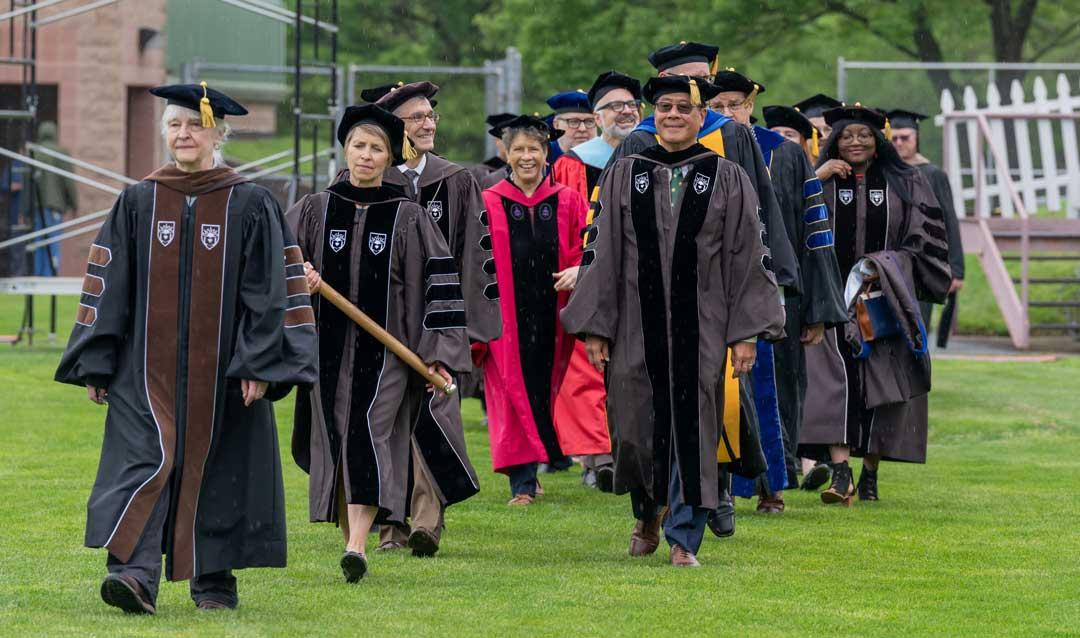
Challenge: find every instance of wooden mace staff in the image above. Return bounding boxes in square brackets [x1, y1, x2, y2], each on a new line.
[317, 281, 457, 396]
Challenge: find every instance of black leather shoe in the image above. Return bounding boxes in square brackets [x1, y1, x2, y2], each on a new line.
[821, 461, 855, 506]
[707, 507, 735, 538]
[857, 465, 879, 501]
[596, 466, 615, 493]
[340, 551, 368, 583]
[100, 574, 156, 615]
[407, 528, 440, 557]
[801, 463, 832, 491]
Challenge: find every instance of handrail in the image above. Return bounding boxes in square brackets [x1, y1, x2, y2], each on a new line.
[0, 147, 123, 195]
[25, 143, 137, 185]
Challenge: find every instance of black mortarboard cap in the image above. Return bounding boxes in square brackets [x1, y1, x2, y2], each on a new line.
[793, 93, 843, 118]
[647, 41, 719, 73]
[587, 71, 642, 108]
[150, 82, 248, 125]
[763, 105, 815, 140]
[885, 109, 928, 131]
[489, 114, 564, 142]
[642, 76, 721, 106]
[823, 103, 887, 129]
[711, 69, 763, 97]
[336, 104, 414, 166]
[485, 113, 517, 138]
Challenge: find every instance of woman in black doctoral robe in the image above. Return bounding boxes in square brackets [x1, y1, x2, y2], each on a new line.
[288, 104, 470, 583]
[802, 105, 951, 505]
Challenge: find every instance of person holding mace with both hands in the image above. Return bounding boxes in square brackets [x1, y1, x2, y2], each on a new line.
[288, 104, 471, 583]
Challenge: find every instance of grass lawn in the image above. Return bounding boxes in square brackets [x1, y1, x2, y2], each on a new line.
[0, 297, 1077, 637]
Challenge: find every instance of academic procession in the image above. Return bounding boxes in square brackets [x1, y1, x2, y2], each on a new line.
[2, 1, 1078, 634]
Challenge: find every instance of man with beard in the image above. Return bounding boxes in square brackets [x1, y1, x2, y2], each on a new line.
[886, 109, 965, 331]
[710, 69, 847, 512]
[340, 81, 500, 557]
[550, 71, 642, 490]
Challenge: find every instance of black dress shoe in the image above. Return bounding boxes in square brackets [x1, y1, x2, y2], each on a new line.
[596, 466, 615, 493]
[857, 465, 879, 501]
[801, 463, 832, 491]
[407, 528, 440, 557]
[707, 506, 735, 538]
[340, 551, 368, 583]
[100, 574, 156, 615]
[821, 461, 855, 506]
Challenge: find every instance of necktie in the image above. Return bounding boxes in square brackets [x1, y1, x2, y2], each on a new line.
[404, 169, 420, 200]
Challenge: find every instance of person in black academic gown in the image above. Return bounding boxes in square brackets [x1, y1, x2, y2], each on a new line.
[55, 83, 318, 614]
[290, 105, 471, 583]
[472, 112, 515, 189]
[887, 109, 965, 331]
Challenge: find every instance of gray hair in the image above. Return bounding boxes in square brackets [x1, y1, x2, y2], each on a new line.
[501, 126, 549, 151]
[160, 104, 232, 167]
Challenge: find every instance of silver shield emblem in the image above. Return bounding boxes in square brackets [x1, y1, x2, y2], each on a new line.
[869, 189, 885, 206]
[368, 232, 387, 256]
[634, 172, 650, 194]
[328, 229, 347, 253]
[200, 224, 221, 250]
[428, 200, 443, 223]
[839, 188, 854, 206]
[156, 221, 175, 247]
[693, 173, 711, 195]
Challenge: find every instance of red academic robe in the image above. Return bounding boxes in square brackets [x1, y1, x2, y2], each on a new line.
[476, 177, 588, 472]
[551, 154, 613, 458]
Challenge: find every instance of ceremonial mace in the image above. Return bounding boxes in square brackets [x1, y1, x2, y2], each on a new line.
[317, 281, 457, 396]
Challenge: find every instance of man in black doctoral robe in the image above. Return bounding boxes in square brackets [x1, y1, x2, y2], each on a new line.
[563, 76, 785, 567]
[345, 80, 500, 556]
[55, 84, 317, 614]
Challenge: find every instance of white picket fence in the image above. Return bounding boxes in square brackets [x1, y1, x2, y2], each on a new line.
[937, 73, 1080, 218]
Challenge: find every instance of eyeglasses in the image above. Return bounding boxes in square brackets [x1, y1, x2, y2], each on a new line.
[891, 133, 913, 142]
[401, 112, 440, 125]
[555, 117, 596, 129]
[596, 99, 641, 113]
[654, 101, 698, 115]
[712, 99, 748, 112]
[839, 131, 876, 143]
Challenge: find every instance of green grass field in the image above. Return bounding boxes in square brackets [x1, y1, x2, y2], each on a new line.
[0, 297, 1077, 637]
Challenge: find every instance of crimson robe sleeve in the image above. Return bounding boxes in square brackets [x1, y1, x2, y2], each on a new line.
[225, 190, 318, 396]
[54, 185, 137, 389]
[458, 172, 502, 344]
[560, 159, 625, 341]
[718, 162, 786, 344]
[404, 205, 472, 374]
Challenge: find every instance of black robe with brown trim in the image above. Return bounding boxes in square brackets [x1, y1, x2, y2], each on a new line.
[288, 182, 473, 524]
[55, 167, 317, 582]
[561, 144, 786, 510]
[800, 163, 950, 463]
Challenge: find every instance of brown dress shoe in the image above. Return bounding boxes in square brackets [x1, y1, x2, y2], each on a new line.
[507, 494, 534, 506]
[628, 513, 663, 557]
[756, 494, 785, 514]
[670, 545, 701, 567]
[100, 574, 156, 615]
[407, 527, 439, 557]
[196, 599, 232, 611]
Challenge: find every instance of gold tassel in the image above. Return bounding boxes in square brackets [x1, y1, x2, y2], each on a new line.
[199, 81, 216, 129]
[402, 134, 418, 161]
[709, 56, 719, 76]
[689, 78, 702, 107]
[812, 127, 820, 160]
[884, 118, 892, 139]
[749, 83, 760, 102]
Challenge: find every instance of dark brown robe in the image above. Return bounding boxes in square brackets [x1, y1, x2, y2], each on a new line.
[800, 163, 950, 463]
[287, 182, 473, 524]
[55, 166, 317, 581]
[561, 143, 786, 510]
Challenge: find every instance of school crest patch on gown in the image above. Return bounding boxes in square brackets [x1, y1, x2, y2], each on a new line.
[328, 229, 347, 253]
[693, 173, 711, 194]
[200, 224, 221, 250]
[428, 201, 443, 223]
[869, 189, 885, 206]
[538, 203, 553, 221]
[634, 172, 650, 194]
[368, 232, 387, 256]
[157, 221, 175, 247]
[839, 188, 854, 206]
